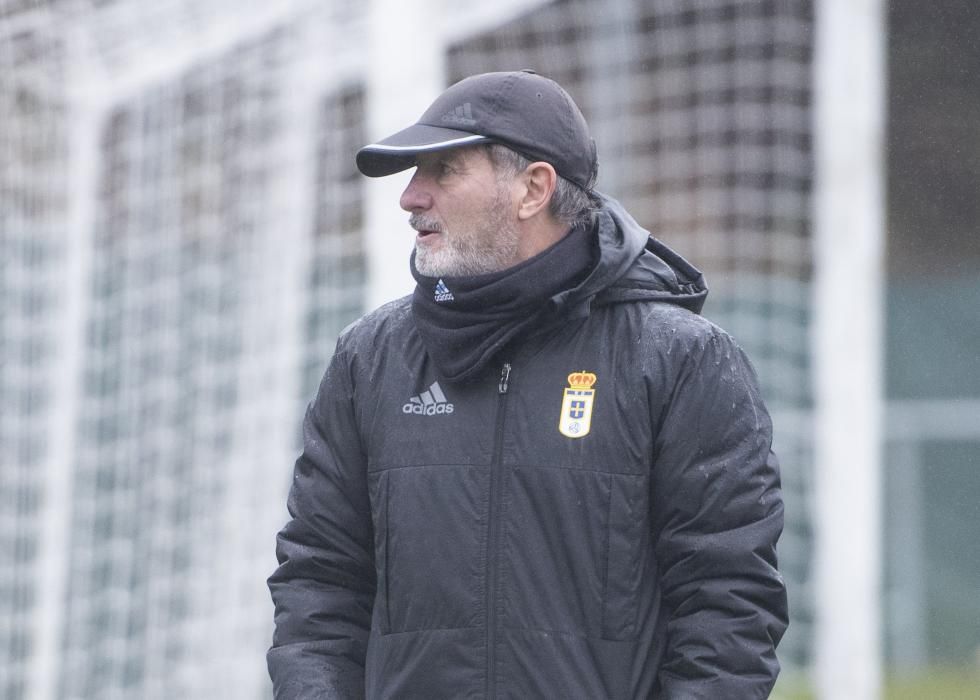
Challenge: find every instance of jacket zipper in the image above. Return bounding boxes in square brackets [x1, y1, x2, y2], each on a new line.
[486, 362, 511, 698]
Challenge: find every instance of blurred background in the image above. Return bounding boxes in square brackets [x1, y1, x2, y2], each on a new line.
[1, 0, 977, 698]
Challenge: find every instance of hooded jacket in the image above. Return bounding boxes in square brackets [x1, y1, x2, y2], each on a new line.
[268, 194, 788, 699]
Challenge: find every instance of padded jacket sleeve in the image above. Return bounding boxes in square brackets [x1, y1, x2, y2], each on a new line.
[267, 346, 375, 700]
[650, 326, 789, 700]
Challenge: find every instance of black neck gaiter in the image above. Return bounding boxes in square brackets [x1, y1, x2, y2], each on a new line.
[411, 224, 595, 383]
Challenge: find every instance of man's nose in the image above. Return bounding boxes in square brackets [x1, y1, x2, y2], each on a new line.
[399, 170, 432, 212]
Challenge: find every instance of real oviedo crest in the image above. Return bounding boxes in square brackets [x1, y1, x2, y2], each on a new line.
[558, 371, 597, 439]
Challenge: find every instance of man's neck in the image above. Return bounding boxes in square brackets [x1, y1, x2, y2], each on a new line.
[515, 218, 572, 264]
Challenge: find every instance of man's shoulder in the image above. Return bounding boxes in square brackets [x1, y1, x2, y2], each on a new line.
[609, 298, 721, 341]
[613, 300, 744, 363]
[336, 295, 415, 351]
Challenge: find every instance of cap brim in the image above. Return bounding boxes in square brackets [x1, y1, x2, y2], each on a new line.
[356, 123, 491, 177]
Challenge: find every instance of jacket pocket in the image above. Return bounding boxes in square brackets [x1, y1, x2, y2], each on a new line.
[503, 466, 609, 637]
[601, 473, 647, 641]
[371, 464, 486, 634]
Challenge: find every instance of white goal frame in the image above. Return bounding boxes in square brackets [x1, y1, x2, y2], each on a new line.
[812, 0, 886, 698]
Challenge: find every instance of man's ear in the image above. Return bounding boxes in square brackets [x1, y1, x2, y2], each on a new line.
[517, 162, 557, 221]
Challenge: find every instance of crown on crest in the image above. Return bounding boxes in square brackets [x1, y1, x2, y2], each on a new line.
[567, 372, 597, 389]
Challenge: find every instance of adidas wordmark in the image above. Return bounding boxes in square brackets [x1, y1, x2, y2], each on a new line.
[403, 381, 455, 415]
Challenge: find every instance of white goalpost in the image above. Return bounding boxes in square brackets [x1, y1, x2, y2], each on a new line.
[362, 0, 442, 309]
[812, 0, 886, 698]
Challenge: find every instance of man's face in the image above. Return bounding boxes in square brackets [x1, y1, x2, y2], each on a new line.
[400, 146, 521, 277]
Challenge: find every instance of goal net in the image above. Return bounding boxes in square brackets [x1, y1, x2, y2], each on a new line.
[1, 1, 366, 698]
[447, 0, 815, 673]
[2, 1, 823, 698]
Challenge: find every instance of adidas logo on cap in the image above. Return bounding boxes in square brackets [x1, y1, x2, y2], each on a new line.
[441, 102, 477, 126]
[403, 381, 455, 416]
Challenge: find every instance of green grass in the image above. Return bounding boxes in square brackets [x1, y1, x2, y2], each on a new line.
[885, 668, 980, 700]
[771, 667, 980, 700]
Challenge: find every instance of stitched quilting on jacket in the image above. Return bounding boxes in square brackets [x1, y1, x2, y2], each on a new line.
[268, 194, 789, 699]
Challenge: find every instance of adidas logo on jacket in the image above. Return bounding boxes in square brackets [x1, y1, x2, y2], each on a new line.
[402, 381, 455, 415]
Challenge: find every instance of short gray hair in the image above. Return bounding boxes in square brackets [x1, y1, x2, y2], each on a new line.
[484, 144, 595, 228]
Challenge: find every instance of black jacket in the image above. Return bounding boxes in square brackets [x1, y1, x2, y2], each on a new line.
[268, 194, 788, 699]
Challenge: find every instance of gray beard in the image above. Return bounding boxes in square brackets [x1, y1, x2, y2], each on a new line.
[412, 196, 521, 277]
[414, 229, 520, 276]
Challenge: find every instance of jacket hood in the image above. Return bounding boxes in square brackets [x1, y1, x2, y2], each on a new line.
[551, 192, 708, 317]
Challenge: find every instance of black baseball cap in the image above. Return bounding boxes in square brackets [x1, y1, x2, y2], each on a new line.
[356, 70, 598, 190]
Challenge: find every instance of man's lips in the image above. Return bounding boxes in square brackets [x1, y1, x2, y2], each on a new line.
[410, 215, 442, 240]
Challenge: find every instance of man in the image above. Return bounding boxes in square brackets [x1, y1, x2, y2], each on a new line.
[268, 70, 788, 699]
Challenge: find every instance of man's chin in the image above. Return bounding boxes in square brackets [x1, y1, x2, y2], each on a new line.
[414, 248, 452, 278]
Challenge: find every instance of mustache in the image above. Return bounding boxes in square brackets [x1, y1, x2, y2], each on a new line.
[409, 214, 442, 232]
